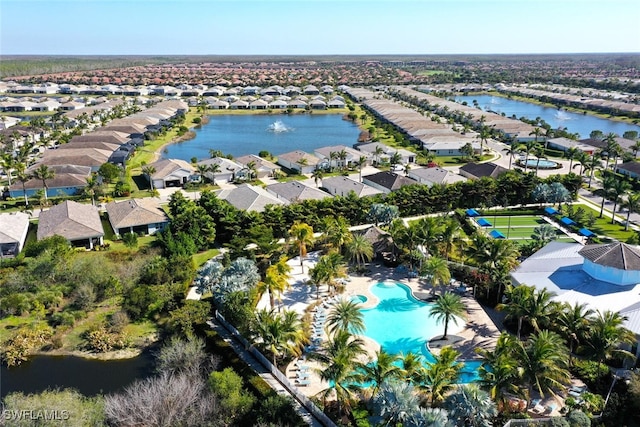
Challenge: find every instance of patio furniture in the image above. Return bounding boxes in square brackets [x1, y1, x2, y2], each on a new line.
[296, 379, 310, 386]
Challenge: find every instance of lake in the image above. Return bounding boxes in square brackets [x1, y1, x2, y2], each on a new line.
[0, 353, 154, 399]
[162, 113, 361, 161]
[454, 94, 640, 138]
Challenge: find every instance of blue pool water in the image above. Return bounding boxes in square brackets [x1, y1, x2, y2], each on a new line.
[520, 159, 559, 169]
[351, 294, 368, 304]
[361, 282, 481, 382]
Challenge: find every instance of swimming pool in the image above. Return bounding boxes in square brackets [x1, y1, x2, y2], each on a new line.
[517, 158, 560, 169]
[360, 282, 481, 383]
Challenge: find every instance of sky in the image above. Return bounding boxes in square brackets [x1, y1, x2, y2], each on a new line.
[1, 0, 639, 56]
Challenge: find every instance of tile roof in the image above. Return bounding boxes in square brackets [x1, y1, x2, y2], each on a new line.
[266, 181, 331, 203]
[579, 242, 640, 271]
[0, 212, 30, 244]
[105, 198, 168, 230]
[459, 162, 508, 179]
[217, 184, 285, 212]
[363, 171, 416, 191]
[37, 200, 104, 241]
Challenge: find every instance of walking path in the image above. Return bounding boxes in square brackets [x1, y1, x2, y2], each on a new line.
[207, 318, 325, 427]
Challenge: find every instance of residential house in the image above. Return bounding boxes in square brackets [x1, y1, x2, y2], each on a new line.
[362, 171, 417, 194]
[235, 154, 281, 178]
[408, 166, 467, 187]
[616, 162, 640, 179]
[9, 164, 92, 198]
[276, 151, 321, 174]
[105, 198, 169, 236]
[547, 137, 596, 155]
[197, 157, 243, 183]
[217, 184, 285, 212]
[266, 181, 332, 203]
[145, 158, 195, 189]
[322, 176, 382, 197]
[459, 162, 508, 180]
[0, 212, 30, 257]
[314, 145, 365, 170]
[37, 200, 104, 249]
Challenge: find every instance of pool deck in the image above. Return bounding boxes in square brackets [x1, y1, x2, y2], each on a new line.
[278, 255, 503, 398]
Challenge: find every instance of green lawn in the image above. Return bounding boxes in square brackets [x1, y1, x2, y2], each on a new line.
[193, 248, 220, 267]
[477, 215, 544, 227]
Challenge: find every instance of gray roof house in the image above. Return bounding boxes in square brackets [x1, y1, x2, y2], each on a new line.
[105, 198, 169, 236]
[408, 167, 467, 187]
[0, 212, 30, 257]
[362, 171, 417, 194]
[276, 151, 321, 174]
[314, 145, 366, 169]
[9, 164, 92, 198]
[197, 157, 243, 183]
[322, 176, 383, 198]
[146, 158, 195, 189]
[616, 162, 640, 180]
[459, 162, 508, 180]
[37, 200, 104, 249]
[217, 184, 285, 212]
[235, 154, 281, 178]
[266, 181, 332, 203]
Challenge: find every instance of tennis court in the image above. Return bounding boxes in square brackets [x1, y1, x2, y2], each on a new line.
[475, 215, 575, 242]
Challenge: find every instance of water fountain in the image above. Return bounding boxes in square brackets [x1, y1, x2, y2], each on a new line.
[554, 110, 572, 121]
[267, 120, 292, 133]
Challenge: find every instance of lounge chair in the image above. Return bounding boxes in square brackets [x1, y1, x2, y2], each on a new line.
[531, 404, 545, 415]
[295, 379, 310, 386]
[545, 404, 557, 414]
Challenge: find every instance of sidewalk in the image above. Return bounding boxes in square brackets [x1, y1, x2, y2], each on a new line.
[206, 319, 325, 427]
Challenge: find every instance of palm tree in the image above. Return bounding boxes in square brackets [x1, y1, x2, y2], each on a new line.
[326, 299, 366, 336]
[429, 292, 466, 340]
[31, 164, 55, 200]
[322, 216, 351, 253]
[314, 252, 347, 295]
[257, 258, 292, 310]
[581, 310, 636, 366]
[288, 221, 314, 273]
[252, 309, 307, 367]
[503, 144, 520, 170]
[399, 352, 426, 385]
[311, 168, 324, 187]
[359, 349, 403, 396]
[520, 140, 541, 173]
[564, 147, 580, 171]
[572, 150, 590, 176]
[583, 153, 603, 188]
[389, 152, 402, 169]
[416, 216, 444, 256]
[609, 179, 632, 224]
[602, 132, 621, 170]
[344, 234, 373, 268]
[598, 175, 617, 218]
[370, 381, 422, 427]
[424, 346, 462, 405]
[141, 165, 156, 191]
[498, 285, 558, 340]
[84, 173, 102, 206]
[533, 146, 547, 176]
[556, 302, 594, 363]
[14, 162, 30, 207]
[439, 218, 463, 261]
[531, 224, 558, 245]
[622, 192, 640, 230]
[421, 256, 451, 295]
[443, 384, 498, 427]
[355, 155, 367, 182]
[476, 333, 523, 405]
[478, 126, 492, 154]
[373, 145, 384, 166]
[312, 330, 367, 418]
[0, 153, 14, 186]
[516, 330, 571, 406]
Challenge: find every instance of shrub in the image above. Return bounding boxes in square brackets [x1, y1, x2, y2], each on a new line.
[122, 232, 138, 248]
[567, 410, 591, 427]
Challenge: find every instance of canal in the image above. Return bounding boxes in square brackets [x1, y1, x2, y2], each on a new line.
[454, 94, 640, 138]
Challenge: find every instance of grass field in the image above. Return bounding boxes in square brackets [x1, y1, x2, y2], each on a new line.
[476, 215, 577, 242]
